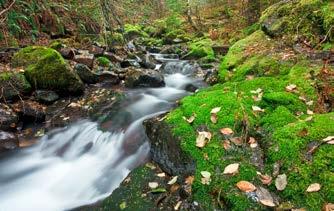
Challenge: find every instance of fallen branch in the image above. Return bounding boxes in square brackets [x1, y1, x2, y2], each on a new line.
[0, 0, 16, 18]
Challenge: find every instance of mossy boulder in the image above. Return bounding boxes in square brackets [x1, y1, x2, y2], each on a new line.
[0, 72, 31, 100]
[11, 46, 84, 95]
[184, 38, 215, 61]
[260, 0, 334, 44]
[124, 24, 148, 40]
[266, 112, 334, 210]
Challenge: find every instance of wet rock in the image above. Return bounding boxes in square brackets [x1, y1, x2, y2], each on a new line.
[96, 71, 120, 85]
[103, 52, 123, 63]
[138, 53, 157, 69]
[0, 131, 19, 152]
[35, 90, 59, 104]
[146, 46, 161, 53]
[90, 45, 104, 57]
[120, 59, 140, 68]
[74, 54, 95, 69]
[144, 114, 196, 176]
[0, 72, 32, 101]
[59, 48, 75, 60]
[74, 63, 99, 84]
[185, 84, 198, 92]
[0, 105, 18, 130]
[204, 69, 219, 85]
[125, 68, 165, 88]
[12, 100, 46, 122]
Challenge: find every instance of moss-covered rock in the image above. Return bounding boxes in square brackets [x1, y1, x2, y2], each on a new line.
[124, 24, 149, 40]
[184, 38, 215, 61]
[0, 72, 31, 100]
[260, 0, 334, 44]
[267, 112, 334, 210]
[11, 46, 84, 95]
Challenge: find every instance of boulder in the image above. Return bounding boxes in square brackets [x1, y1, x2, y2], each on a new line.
[12, 100, 46, 122]
[35, 90, 59, 104]
[59, 48, 75, 60]
[103, 52, 123, 63]
[0, 72, 31, 101]
[0, 105, 18, 130]
[125, 68, 165, 88]
[74, 63, 99, 84]
[11, 46, 84, 95]
[143, 114, 196, 176]
[90, 45, 104, 57]
[74, 54, 95, 69]
[0, 131, 19, 152]
[120, 59, 140, 68]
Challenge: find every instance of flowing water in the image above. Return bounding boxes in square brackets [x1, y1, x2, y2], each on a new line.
[0, 54, 205, 211]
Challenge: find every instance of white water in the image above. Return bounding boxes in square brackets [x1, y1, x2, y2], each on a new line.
[0, 58, 204, 211]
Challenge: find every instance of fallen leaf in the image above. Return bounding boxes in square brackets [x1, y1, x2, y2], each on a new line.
[148, 182, 159, 189]
[168, 176, 178, 185]
[306, 100, 314, 106]
[275, 174, 287, 191]
[222, 140, 231, 150]
[174, 201, 182, 210]
[250, 88, 263, 94]
[305, 116, 313, 122]
[306, 183, 321, 192]
[201, 171, 211, 185]
[210, 114, 218, 124]
[323, 203, 334, 211]
[286, 84, 297, 92]
[220, 128, 234, 136]
[230, 137, 243, 146]
[259, 174, 272, 185]
[196, 131, 212, 148]
[307, 109, 314, 115]
[260, 199, 276, 207]
[183, 115, 195, 124]
[157, 173, 166, 178]
[323, 136, 334, 142]
[236, 181, 257, 192]
[223, 163, 240, 175]
[210, 107, 221, 114]
[185, 176, 195, 185]
[256, 186, 276, 207]
[252, 106, 265, 112]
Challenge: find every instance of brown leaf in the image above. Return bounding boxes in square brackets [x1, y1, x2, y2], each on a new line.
[323, 203, 334, 211]
[236, 181, 257, 192]
[210, 114, 218, 124]
[275, 174, 287, 191]
[168, 176, 178, 185]
[261, 175, 272, 185]
[200, 171, 211, 185]
[220, 128, 234, 136]
[196, 131, 212, 148]
[323, 136, 334, 143]
[170, 184, 180, 193]
[230, 137, 243, 146]
[222, 140, 232, 150]
[223, 163, 239, 175]
[210, 107, 221, 114]
[185, 176, 195, 185]
[183, 115, 195, 124]
[174, 201, 182, 210]
[260, 199, 276, 207]
[306, 183, 321, 192]
[286, 84, 297, 92]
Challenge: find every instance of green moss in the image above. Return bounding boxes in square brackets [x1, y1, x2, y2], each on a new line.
[124, 24, 149, 39]
[96, 56, 111, 67]
[12, 46, 84, 94]
[0, 72, 31, 100]
[322, 2, 334, 41]
[49, 41, 63, 50]
[261, 106, 297, 131]
[185, 38, 215, 60]
[267, 112, 334, 210]
[261, 92, 306, 113]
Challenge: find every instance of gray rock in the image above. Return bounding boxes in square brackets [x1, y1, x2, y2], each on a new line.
[0, 131, 19, 152]
[143, 114, 196, 176]
[125, 68, 165, 88]
[35, 90, 59, 104]
[74, 64, 99, 84]
[0, 105, 18, 130]
[74, 54, 95, 69]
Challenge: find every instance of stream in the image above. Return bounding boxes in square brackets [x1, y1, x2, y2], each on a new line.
[0, 53, 205, 211]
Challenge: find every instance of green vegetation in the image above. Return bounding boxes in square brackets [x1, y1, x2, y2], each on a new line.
[12, 46, 84, 94]
[0, 72, 31, 100]
[96, 56, 111, 67]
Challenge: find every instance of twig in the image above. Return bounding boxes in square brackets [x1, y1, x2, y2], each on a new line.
[315, 25, 334, 49]
[0, 0, 16, 18]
